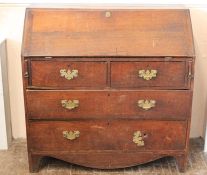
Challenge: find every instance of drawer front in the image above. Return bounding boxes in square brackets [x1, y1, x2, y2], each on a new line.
[111, 61, 189, 89]
[27, 90, 191, 120]
[30, 61, 107, 88]
[109, 91, 191, 120]
[27, 91, 109, 119]
[29, 120, 187, 151]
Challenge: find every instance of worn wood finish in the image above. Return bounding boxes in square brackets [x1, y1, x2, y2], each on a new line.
[29, 120, 187, 151]
[30, 61, 107, 88]
[110, 91, 192, 120]
[22, 9, 194, 57]
[26, 90, 191, 120]
[27, 91, 109, 119]
[30, 152, 187, 170]
[111, 61, 189, 89]
[22, 8, 195, 173]
[29, 60, 191, 89]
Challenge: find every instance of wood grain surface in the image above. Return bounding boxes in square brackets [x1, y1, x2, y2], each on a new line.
[111, 61, 190, 89]
[26, 90, 191, 120]
[21, 8, 195, 173]
[22, 9, 194, 57]
[30, 61, 107, 88]
[28, 120, 187, 151]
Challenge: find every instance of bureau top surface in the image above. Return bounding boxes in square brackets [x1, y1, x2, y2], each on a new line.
[22, 8, 195, 57]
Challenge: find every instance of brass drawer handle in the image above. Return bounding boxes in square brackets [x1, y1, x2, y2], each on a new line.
[61, 100, 79, 110]
[63, 131, 80, 140]
[138, 100, 156, 110]
[138, 69, 157, 80]
[133, 131, 145, 146]
[60, 69, 78, 80]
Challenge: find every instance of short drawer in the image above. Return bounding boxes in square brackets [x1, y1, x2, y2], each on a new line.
[29, 120, 187, 151]
[109, 91, 192, 120]
[111, 61, 190, 89]
[30, 61, 107, 88]
[27, 90, 191, 120]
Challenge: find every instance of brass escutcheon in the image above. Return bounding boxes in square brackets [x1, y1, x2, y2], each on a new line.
[138, 100, 156, 110]
[138, 69, 157, 80]
[61, 100, 79, 110]
[63, 131, 80, 140]
[133, 131, 145, 146]
[60, 69, 78, 80]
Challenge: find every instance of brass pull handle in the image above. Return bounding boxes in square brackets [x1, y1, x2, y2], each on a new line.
[61, 100, 79, 110]
[138, 100, 156, 110]
[133, 131, 145, 146]
[138, 69, 157, 80]
[63, 131, 80, 140]
[60, 69, 78, 80]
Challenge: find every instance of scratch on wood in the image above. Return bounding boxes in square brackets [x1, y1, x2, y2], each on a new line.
[152, 39, 156, 48]
[91, 125, 105, 129]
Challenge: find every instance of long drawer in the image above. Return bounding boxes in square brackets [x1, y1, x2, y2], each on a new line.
[30, 61, 107, 88]
[111, 61, 190, 89]
[28, 120, 187, 151]
[27, 90, 191, 120]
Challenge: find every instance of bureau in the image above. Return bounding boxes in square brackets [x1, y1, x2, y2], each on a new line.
[21, 8, 195, 173]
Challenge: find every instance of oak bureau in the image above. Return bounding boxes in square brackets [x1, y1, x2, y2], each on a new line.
[21, 8, 195, 173]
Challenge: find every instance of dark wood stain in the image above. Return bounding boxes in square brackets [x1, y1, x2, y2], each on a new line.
[111, 61, 190, 89]
[21, 8, 195, 173]
[30, 61, 107, 88]
[26, 90, 192, 120]
[29, 120, 187, 151]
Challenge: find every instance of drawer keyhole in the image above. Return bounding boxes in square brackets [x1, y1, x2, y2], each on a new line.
[143, 133, 148, 138]
[105, 11, 111, 18]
